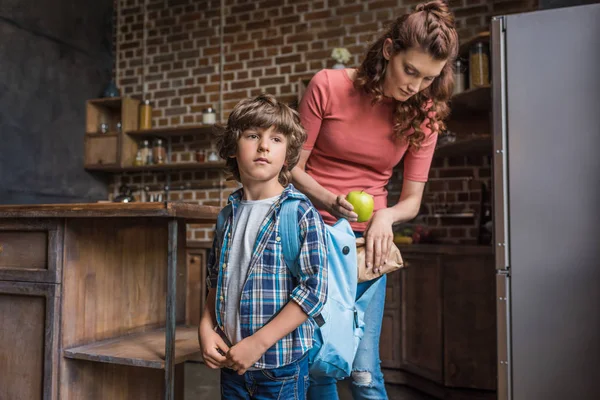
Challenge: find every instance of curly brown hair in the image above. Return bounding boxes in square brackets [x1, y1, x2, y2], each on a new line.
[215, 94, 307, 186]
[355, 0, 459, 148]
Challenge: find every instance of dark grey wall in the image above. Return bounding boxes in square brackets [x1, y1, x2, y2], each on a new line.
[0, 0, 113, 204]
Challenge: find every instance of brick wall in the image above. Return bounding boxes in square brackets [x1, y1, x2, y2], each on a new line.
[113, 0, 537, 242]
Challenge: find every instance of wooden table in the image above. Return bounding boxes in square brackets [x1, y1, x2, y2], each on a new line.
[0, 202, 219, 400]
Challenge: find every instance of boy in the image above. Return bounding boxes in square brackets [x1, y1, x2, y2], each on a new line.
[198, 94, 328, 399]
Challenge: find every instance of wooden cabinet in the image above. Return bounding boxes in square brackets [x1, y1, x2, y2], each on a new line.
[0, 203, 219, 400]
[84, 134, 119, 166]
[0, 281, 60, 400]
[380, 246, 496, 399]
[381, 266, 403, 369]
[399, 253, 444, 383]
[0, 220, 63, 283]
[443, 254, 496, 390]
[84, 97, 139, 169]
[0, 220, 63, 399]
[186, 249, 207, 326]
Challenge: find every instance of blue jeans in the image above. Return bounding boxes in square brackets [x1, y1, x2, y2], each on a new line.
[221, 352, 309, 399]
[308, 230, 388, 400]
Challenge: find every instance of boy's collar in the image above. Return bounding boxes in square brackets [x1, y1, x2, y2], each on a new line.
[227, 184, 307, 205]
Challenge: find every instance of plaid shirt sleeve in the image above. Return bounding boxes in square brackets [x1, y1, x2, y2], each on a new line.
[289, 203, 328, 318]
[206, 231, 220, 289]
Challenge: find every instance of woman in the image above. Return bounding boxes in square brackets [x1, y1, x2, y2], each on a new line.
[291, 1, 459, 398]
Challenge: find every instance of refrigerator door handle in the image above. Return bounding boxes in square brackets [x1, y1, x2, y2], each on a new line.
[492, 16, 510, 272]
[492, 16, 512, 400]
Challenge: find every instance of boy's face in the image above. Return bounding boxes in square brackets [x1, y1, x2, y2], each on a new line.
[234, 125, 287, 186]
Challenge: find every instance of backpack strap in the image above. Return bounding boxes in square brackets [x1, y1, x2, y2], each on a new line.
[279, 199, 302, 277]
[216, 203, 233, 240]
[280, 198, 325, 327]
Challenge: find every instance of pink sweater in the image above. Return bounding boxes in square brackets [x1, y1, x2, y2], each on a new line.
[298, 69, 438, 231]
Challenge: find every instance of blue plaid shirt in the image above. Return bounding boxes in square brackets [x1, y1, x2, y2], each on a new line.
[207, 184, 328, 369]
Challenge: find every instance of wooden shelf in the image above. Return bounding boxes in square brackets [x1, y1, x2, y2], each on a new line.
[64, 326, 201, 369]
[459, 31, 490, 57]
[435, 135, 492, 157]
[127, 124, 218, 138]
[85, 161, 226, 173]
[87, 97, 124, 110]
[449, 85, 491, 117]
[85, 132, 119, 138]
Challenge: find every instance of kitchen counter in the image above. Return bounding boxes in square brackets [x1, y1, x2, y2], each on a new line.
[0, 201, 220, 222]
[397, 244, 494, 256]
[0, 202, 219, 399]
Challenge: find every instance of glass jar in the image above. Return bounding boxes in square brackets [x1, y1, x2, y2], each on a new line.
[207, 149, 219, 162]
[133, 151, 144, 166]
[152, 138, 167, 164]
[139, 140, 151, 165]
[453, 59, 466, 95]
[99, 122, 109, 134]
[469, 42, 490, 88]
[195, 149, 205, 163]
[202, 107, 216, 124]
[139, 100, 153, 130]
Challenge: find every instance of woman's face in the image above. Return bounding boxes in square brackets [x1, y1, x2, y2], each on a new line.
[382, 40, 447, 102]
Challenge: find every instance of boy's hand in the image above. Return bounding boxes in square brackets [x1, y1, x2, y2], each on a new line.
[198, 325, 230, 369]
[226, 336, 268, 375]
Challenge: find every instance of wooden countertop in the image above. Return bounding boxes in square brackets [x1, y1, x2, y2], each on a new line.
[0, 202, 220, 222]
[397, 244, 493, 255]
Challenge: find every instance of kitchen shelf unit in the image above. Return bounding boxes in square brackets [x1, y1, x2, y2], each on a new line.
[84, 97, 140, 169]
[84, 97, 225, 174]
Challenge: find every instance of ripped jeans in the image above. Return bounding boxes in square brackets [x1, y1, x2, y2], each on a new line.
[307, 274, 388, 400]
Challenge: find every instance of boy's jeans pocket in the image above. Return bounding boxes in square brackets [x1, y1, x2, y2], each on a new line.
[221, 353, 309, 399]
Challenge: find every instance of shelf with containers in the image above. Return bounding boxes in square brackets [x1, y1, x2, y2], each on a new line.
[440, 31, 492, 155]
[84, 97, 224, 174]
[84, 97, 140, 168]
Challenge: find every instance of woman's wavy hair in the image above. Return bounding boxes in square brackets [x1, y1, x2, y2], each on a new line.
[355, 0, 459, 148]
[215, 94, 306, 186]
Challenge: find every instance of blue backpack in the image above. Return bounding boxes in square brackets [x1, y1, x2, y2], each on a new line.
[216, 198, 378, 379]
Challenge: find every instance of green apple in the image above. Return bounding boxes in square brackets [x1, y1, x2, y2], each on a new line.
[346, 190, 374, 222]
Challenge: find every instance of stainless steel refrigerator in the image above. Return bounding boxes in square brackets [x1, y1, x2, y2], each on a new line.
[492, 4, 600, 399]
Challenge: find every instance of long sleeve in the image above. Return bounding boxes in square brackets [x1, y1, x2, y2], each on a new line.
[289, 203, 328, 318]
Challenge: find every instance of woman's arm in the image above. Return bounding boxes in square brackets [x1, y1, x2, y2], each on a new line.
[365, 179, 425, 273]
[291, 149, 358, 222]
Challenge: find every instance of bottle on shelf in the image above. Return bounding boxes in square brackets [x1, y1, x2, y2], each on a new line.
[469, 41, 490, 88]
[139, 100, 153, 130]
[453, 59, 466, 95]
[152, 138, 167, 164]
[195, 149, 205, 163]
[136, 140, 151, 165]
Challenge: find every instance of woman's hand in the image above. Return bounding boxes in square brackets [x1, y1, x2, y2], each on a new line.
[364, 208, 395, 274]
[327, 193, 358, 222]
